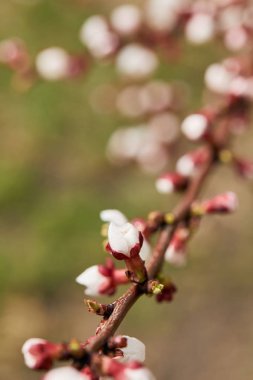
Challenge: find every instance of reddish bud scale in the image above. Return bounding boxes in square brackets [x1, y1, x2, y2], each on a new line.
[233, 157, 253, 179]
[156, 282, 177, 303]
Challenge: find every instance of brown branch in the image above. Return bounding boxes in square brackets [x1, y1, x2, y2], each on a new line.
[86, 117, 231, 356]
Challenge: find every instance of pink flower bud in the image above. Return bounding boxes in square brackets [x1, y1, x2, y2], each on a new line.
[181, 113, 209, 141]
[114, 336, 145, 363]
[76, 264, 114, 296]
[156, 172, 188, 194]
[107, 222, 143, 260]
[234, 158, 253, 179]
[176, 147, 209, 177]
[165, 227, 190, 266]
[201, 192, 238, 214]
[103, 358, 156, 380]
[43, 367, 89, 380]
[22, 338, 59, 370]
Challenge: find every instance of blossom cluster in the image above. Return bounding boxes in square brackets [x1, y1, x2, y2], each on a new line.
[4, 0, 251, 379]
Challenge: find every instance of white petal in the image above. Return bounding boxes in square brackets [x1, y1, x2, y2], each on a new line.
[121, 223, 140, 251]
[44, 367, 89, 380]
[108, 223, 129, 255]
[124, 368, 156, 380]
[139, 239, 151, 261]
[120, 336, 145, 363]
[76, 265, 105, 296]
[100, 209, 128, 225]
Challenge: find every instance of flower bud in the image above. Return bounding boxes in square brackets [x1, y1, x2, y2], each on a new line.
[176, 147, 209, 177]
[43, 367, 89, 380]
[22, 338, 58, 370]
[165, 227, 190, 266]
[101, 211, 150, 261]
[76, 263, 116, 296]
[36, 47, 70, 81]
[156, 172, 188, 194]
[200, 192, 238, 214]
[181, 113, 209, 141]
[116, 44, 158, 80]
[107, 222, 143, 260]
[102, 358, 156, 380]
[114, 336, 145, 363]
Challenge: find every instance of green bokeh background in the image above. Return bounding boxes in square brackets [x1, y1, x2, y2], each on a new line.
[0, 1, 253, 379]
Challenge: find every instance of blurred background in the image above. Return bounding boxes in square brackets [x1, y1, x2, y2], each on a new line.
[0, 1, 253, 379]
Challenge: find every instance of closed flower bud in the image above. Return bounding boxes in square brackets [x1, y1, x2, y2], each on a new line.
[22, 338, 59, 370]
[116, 44, 158, 80]
[165, 227, 190, 266]
[107, 222, 143, 260]
[114, 336, 145, 363]
[43, 367, 89, 380]
[176, 147, 209, 177]
[200, 192, 238, 214]
[101, 211, 151, 262]
[234, 157, 253, 179]
[156, 172, 188, 194]
[36, 47, 70, 81]
[76, 264, 116, 296]
[181, 113, 209, 141]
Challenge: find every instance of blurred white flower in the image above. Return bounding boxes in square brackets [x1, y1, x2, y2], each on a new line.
[185, 13, 215, 45]
[80, 15, 118, 58]
[36, 47, 69, 81]
[116, 44, 158, 79]
[181, 114, 208, 140]
[110, 5, 142, 36]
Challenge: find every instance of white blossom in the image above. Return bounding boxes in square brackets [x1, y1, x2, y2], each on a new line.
[36, 47, 69, 81]
[116, 44, 158, 79]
